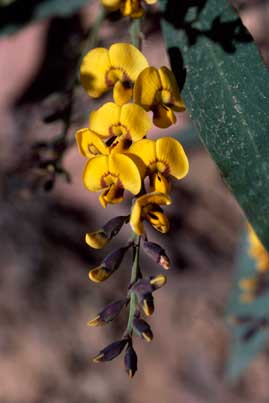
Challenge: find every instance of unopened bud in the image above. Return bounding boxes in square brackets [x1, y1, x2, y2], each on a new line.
[142, 296, 154, 316]
[85, 231, 109, 249]
[149, 274, 167, 290]
[124, 343, 137, 379]
[89, 246, 129, 282]
[93, 339, 128, 363]
[143, 241, 170, 270]
[133, 318, 153, 342]
[85, 215, 129, 249]
[88, 299, 128, 327]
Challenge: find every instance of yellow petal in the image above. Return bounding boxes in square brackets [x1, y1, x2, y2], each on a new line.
[89, 102, 121, 137]
[128, 139, 156, 168]
[130, 192, 171, 235]
[134, 66, 161, 109]
[113, 80, 133, 105]
[130, 200, 145, 235]
[120, 0, 143, 17]
[109, 43, 149, 83]
[83, 155, 109, 191]
[150, 172, 171, 194]
[158, 66, 185, 111]
[89, 266, 111, 282]
[153, 104, 176, 128]
[99, 184, 124, 208]
[145, 209, 170, 233]
[109, 153, 141, 195]
[136, 192, 171, 208]
[75, 128, 108, 158]
[101, 0, 121, 10]
[145, 0, 157, 3]
[85, 231, 109, 249]
[120, 103, 152, 141]
[80, 48, 111, 98]
[156, 137, 189, 179]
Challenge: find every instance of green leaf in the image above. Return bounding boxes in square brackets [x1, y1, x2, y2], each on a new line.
[160, 0, 269, 251]
[226, 231, 269, 380]
[0, 0, 92, 36]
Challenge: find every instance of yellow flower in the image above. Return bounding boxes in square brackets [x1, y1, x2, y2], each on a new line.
[129, 137, 189, 194]
[130, 192, 171, 235]
[101, 0, 157, 18]
[80, 43, 148, 104]
[248, 225, 269, 272]
[89, 102, 152, 152]
[83, 153, 141, 207]
[134, 66, 185, 128]
[75, 128, 108, 159]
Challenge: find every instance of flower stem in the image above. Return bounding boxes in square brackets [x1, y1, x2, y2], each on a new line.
[126, 234, 141, 335]
[129, 19, 142, 49]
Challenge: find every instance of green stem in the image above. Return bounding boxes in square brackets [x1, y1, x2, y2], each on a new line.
[126, 234, 141, 335]
[129, 18, 142, 49]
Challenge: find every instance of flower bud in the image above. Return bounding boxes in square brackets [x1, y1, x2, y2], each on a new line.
[85, 215, 129, 249]
[130, 275, 166, 316]
[85, 230, 109, 249]
[88, 299, 128, 327]
[93, 339, 128, 363]
[89, 246, 129, 282]
[132, 318, 153, 342]
[143, 240, 170, 270]
[142, 294, 155, 316]
[124, 344, 138, 379]
[149, 274, 167, 290]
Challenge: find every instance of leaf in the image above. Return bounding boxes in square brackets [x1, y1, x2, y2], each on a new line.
[226, 231, 269, 380]
[0, 0, 92, 36]
[160, 0, 269, 251]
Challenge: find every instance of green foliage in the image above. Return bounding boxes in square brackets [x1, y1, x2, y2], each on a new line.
[160, 0, 269, 251]
[226, 231, 269, 380]
[0, 0, 92, 36]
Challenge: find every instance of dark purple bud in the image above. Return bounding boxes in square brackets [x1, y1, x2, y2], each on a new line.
[133, 318, 153, 342]
[143, 241, 170, 270]
[88, 299, 128, 327]
[124, 344, 138, 379]
[93, 339, 128, 363]
[103, 215, 129, 240]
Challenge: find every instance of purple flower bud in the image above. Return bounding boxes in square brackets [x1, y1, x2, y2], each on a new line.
[143, 241, 170, 270]
[89, 246, 129, 282]
[133, 318, 153, 342]
[124, 344, 138, 379]
[103, 215, 129, 239]
[88, 299, 128, 327]
[93, 339, 128, 363]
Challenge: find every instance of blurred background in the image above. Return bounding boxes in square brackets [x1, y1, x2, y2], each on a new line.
[0, 1, 269, 402]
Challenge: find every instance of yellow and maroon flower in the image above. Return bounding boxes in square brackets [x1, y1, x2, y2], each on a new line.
[129, 137, 189, 194]
[134, 66, 185, 128]
[83, 153, 141, 207]
[80, 43, 148, 104]
[130, 192, 171, 235]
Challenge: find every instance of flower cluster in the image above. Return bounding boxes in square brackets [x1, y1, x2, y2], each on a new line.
[75, 42, 188, 377]
[101, 0, 157, 19]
